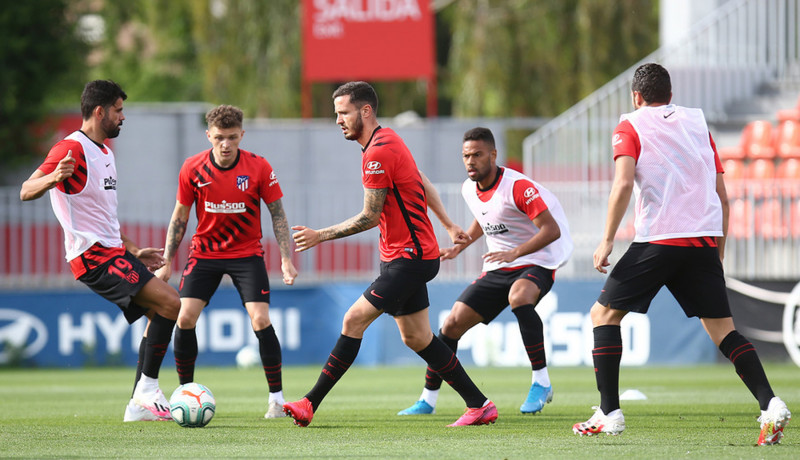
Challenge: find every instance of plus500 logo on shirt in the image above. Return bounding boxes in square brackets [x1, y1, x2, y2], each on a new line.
[205, 200, 246, 213]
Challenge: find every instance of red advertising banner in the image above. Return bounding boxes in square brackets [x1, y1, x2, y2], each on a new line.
[302, 0, 434, 81]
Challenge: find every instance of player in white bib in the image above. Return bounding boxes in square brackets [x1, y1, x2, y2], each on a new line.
[572, 63, 790, 445]
[20, 80, 180, 422]
[398, 127, 572, 416]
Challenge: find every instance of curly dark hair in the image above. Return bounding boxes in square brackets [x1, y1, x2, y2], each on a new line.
[80, 80, 127, 120]
[205, 105, 244, 129]
[332, 81, 379, 114]
[631, 63, 671, 104]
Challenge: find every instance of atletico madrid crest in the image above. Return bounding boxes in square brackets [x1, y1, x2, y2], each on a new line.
[237, 175, 249, 191]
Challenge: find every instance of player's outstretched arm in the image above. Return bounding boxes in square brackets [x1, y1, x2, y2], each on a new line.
[594, 155, 635, 274]
[293, 187, 387, 252]
[20, 150, 75, 201]
[419, 169, 470, 244]
[715, 172, 729, 262]
[155, 201, 190, 281]
[441, 219, 483, 260]
[266, 198, 297, 285]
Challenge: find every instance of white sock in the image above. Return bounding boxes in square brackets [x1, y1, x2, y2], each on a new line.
[532, 368, 550, 387]
[420, 388, 439, 408]
[137, 375, 159, 393]
[269, 391, 284, 404]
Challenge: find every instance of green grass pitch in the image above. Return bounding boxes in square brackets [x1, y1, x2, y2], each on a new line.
[1, 364, 797, 458]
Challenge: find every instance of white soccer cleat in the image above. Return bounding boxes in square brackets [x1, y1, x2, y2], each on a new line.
[124, 399, 164, 422]
[758, 397, 791, 446]
[573, 406, 625, 436]
[128, 386, 172, 421]
[264, 400, 287, 419]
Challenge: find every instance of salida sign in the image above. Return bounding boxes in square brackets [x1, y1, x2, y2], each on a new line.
[302, 0, 434, 81]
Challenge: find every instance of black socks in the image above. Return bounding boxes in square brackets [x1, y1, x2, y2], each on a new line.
[719, 330, 774, 410]
[592, 325, 622, 414]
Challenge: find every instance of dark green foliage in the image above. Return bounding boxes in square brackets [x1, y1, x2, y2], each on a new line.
[0, 0, 659, 169]
[446, 0, 659, 117]
[0, 0, 87, 170]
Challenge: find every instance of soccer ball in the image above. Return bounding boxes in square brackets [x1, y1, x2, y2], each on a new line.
[169, 383, 216, 427]
[235, 344, 261, 369]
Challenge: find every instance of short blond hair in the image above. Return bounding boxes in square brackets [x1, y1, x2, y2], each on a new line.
[205, 105, 243, 129]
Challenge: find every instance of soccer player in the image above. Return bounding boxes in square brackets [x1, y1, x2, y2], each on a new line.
[572, 63, 791, 445]
[20, 80, 180, 422]
[155, 105, 297, 419]
[398, 127, 572, 416]
[283, 81, 497, 427]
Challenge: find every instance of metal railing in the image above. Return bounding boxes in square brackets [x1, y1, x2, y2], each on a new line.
[523, 0, 800, 279]
[2, 179, 798, 289]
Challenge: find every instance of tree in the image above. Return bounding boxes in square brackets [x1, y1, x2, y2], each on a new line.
[445, 0, 659, 117]
[85, 0, 658, 121]
[0, 0, 87, 174]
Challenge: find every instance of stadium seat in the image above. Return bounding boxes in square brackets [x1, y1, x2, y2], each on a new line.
[791, 200, 800, 238]
[774, 120, 800, 159]
[776, 93, 800, 123]
[746, 158, 776, 179]
[745, 158, 777, 198]
[744, 120, 776, 159]
[718, 126, 749, 160]
[728, 198, 753, 239]
[755, 198, 788, 239]
[718, 120, 776, 160]
[722, 158, 746, 198]
[776, 158, 800, 198]
[777, 158, 800, 180]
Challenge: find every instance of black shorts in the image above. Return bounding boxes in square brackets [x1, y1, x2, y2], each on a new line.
[78, 250, 153, 324]
[363, 258, 440, 317]
[597, 242, 731, 318]
[179, 256, 270, 305]
[457, 265, 555, 323]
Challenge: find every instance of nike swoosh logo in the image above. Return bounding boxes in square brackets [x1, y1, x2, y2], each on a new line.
[663, 111, 675, 119]
[370, 289, 384, 299]
[261, 289, 269, 295]
[481, 211, 489, 215]
[197, 182, 212, 188]
[105, 163, 110, 167]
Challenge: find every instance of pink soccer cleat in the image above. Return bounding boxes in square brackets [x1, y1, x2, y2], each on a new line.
[283, 398, 315, 427]
[447, 401, 498, 427]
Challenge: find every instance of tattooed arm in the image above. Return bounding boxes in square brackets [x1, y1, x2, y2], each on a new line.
[292, 187, 387, 252]
[154, 201, 190, 281]
[266, 198, 297, 285]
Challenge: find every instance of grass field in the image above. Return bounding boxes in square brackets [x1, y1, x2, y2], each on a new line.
[1, 364, 797, 459]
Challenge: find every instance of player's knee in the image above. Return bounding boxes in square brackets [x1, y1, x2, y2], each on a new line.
[400, 331, 429, 352]
[440, 317, 466, 339]
[589, 302, 622, 327]
[250, 315, 270, 331]
[341, 310, 369, 336]
[508, 286, 539, 308]
[162, 293, 181, 320]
